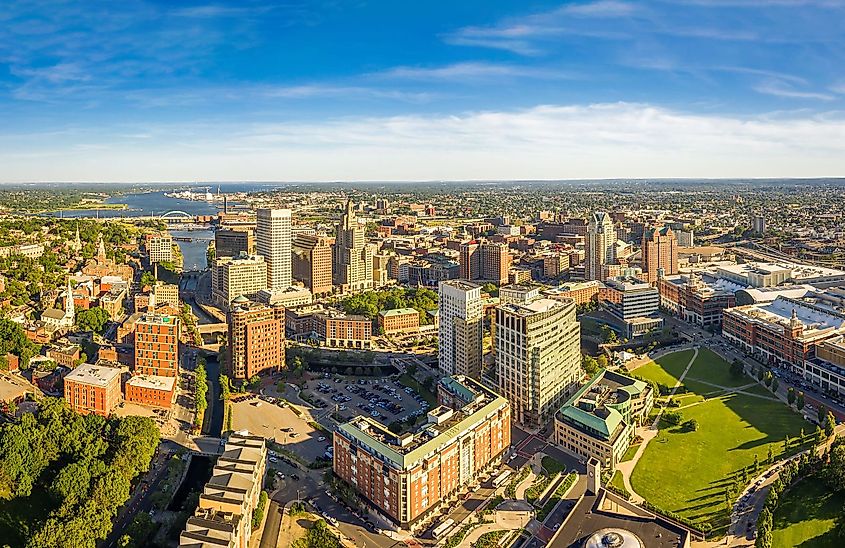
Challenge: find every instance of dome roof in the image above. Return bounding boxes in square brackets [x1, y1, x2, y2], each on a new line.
[584, 529, 644, 548]
[232, 295, 249, 304]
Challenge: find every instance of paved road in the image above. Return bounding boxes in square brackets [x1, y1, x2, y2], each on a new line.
[102, 447, 174, 548]
[260, 501, 284, 548]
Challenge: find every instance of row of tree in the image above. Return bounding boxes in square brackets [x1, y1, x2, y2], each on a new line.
[339, 287, 437, 325]
[0, 398, 159, 548]
[194, 358, 208, 430]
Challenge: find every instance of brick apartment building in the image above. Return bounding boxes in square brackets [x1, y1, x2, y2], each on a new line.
[227, 297, 286, 379]
[63, 363, 122, 416]
[134, 313, 180, 377]
[333, 375, 510, 530]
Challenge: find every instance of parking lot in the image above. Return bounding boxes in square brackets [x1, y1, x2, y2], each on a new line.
[303, 375, 430, 425]
[231, 395, 331, 463]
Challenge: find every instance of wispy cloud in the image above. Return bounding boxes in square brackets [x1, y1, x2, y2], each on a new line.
[3, 103, 844, 182]
[754, 80, 835, 101]
[375, 62, 578, 82]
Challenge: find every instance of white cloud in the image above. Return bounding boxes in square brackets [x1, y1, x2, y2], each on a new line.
[2, 103, 844, 182]
[376, 62, 577, 82]
[754, 80, 835, 101]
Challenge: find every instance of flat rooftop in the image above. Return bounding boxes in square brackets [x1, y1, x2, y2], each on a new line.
[729, 296, 845, 337]
[64, 363, 121, 388]
[126, 374, 176, 391]
[498, 298, 563, 316]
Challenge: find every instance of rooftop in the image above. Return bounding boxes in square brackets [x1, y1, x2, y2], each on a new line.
[728, 295, 845, 337]
[557, 370, 648, 441]
[548, 489, 689, 548]
[65, 363, 121, 388]
[126, 374, 176, 391]
[379, 307, 419, 318]
[337, 375, 507, 470]
[498, 298, 563, 316]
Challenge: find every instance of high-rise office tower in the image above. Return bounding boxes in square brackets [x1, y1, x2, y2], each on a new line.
[438, 280, 483, 379]
[495, 297, 580, 427]
[751, 215, 766, 235]
[215, 228, 254, 258]
[256, 208, 292, 291]
[332, 200, 373, 292]
[585, 212, 616, 281]
[291, 234, 333, 296]
[641, 226, 678, 283]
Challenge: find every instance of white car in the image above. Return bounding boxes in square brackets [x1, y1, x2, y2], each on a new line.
[318, 436, 327, 442]
[269, 456, 278, 463]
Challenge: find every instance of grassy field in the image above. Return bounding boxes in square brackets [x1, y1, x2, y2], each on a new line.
[630, 349, 810, 535]
[631, 349, 695, 388]
[621, 443, 640, 462]
[610, 470, 631, 498]
[772, 477, 843, 547]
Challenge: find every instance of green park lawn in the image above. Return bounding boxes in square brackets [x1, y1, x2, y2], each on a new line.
[772, 477, 843, 547]
[631, 349, 695, 388]
[630, 349, 810, 536]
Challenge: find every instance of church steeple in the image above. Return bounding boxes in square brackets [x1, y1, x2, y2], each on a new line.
[97, 234, 107, 261]
[65, 278, 75, 322]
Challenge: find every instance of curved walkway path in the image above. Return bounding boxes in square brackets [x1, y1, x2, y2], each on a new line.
[458, 524, 511, 548]
[514, 453, 544, 501]
[616, 347, 699, 504]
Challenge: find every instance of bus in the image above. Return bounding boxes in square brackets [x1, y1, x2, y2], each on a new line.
[431, 518, 456, 540]
[492, 470, 512, 488]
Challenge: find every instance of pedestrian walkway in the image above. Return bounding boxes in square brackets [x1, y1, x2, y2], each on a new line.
[616, 347, 699, 504]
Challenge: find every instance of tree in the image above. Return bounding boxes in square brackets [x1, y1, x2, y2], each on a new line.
[763, 371, 773, 387]
[787, 387, 796, 406]
[771, 377, 779, 392]
[387, 421, 403, 434]
[824, 442, 845, 493]
[824, 412, 836, 439]
[819, 405, 829, 425]
[797, 392, 805, 411]
[76, 307, 111, 334]
[682, 419, 699, 432]
[600, 325, 618, 344]
[730, 359, 745, 378]
[596, 354, 609, 369]
[767, 445, 774, 464]
[753, 453, 759, 473]
[139, 271, 156, 288]
[663, 411, 683, 426]
[582, 355, 599, 376]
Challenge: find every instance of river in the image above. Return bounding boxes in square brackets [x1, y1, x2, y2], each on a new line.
[50, 188, 234, 271]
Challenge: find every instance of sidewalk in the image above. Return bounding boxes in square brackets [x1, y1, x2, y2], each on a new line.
[617, 347, 699, 504]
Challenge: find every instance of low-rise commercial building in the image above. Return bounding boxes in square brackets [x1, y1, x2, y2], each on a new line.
[63, 363, 122, 416]
[554, 369, 653, 470]
[658, 273, 741, 328]
[333, 375, 510, 530]
[723, 295, 845, 367]
[125, 374, 176, 408]
[600, 277, 663, 338]
[378, 308, 420, 335]
[316, 312, 372, 348]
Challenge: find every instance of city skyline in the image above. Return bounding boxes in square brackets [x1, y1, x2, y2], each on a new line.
[2, 1, 845, 182]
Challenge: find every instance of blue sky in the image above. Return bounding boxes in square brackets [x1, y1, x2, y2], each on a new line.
[2, 0, 845, 181]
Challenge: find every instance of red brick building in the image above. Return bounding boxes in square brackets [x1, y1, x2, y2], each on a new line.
[316, 313, 372, 348]
[135, 313, 180, 377]
[125, 375, 176, 408]
[641, 226, 678, 283]
[227, 297, 286, 379]
[333, 376, 510, 530]
[63, 364, 122, 416]
[377, 308, 420, 335]
[723, 296, 845, 367]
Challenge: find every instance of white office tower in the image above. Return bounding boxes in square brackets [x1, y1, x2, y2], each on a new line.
[438, 280, 483, 379]
[495, 298, 581, 427]
[585, 211, 616, 281]
[256, 208, 292, 291]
